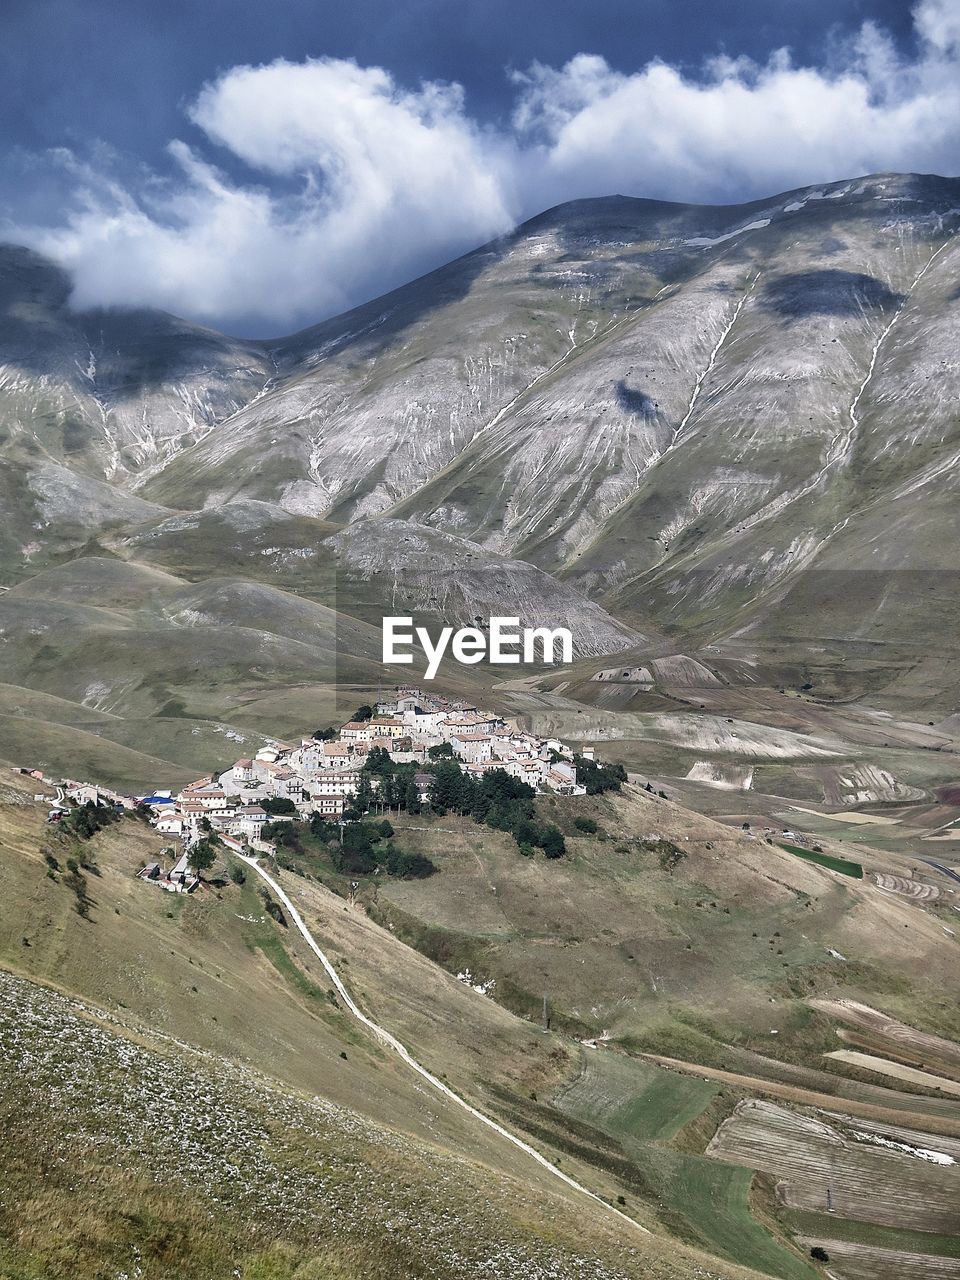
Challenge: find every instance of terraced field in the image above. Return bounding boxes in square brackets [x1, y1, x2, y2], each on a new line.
[874, 873, 941, 902]
[547, 1054, 818, 1280]
[705, 1099, 960, 1232]
[810, 1001, 960, 1081]
[824, 1052, 960, 1097]
[793, 1238, 960, 1280]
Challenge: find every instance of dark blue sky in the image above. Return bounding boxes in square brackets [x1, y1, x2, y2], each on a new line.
[1, 0, 916, 166]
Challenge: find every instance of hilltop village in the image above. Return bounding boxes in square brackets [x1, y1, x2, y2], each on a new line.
[152, 687, 592, 847]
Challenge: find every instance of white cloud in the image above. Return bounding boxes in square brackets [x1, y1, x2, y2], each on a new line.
[11, 0, 960, 332]
[17, 59, 516, 331]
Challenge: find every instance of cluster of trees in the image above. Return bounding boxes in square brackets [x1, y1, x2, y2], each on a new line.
[354, 747, 422, 816]
[64, 800, 121, 840]
[334, 821, 435, 878]
[262, 796, 299, 816]
[264, 812, 436, 880]
[428, 761, 566, 857]
[572, 756, 627, 795]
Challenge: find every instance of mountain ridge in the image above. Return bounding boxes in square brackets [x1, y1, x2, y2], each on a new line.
[2, 170, 960, 786]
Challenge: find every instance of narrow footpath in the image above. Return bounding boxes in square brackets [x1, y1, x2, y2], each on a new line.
[237, 853, 649, 1237]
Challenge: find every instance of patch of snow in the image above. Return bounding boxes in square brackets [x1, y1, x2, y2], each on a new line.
[455, 968, 496, 997]
[684, 219, 770, 247]
[852, 1131, 955, 1165]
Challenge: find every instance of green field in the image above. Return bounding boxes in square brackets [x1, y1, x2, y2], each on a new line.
[778, 843, 864, 879]
[553, 1052, 719, 1144]
[550, 1053, 817, 1280]
[641, 1148, 818, 1280]
[785, 1212, 960, 1259]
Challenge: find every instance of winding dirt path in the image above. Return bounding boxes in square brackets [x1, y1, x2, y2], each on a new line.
[237, 853, 649, 1236]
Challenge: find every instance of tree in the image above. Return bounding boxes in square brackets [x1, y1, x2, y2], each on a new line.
[574, 816, 598, 834]
[427, 742, 454, 760]
[264, 822, 303, 851]
[379, 772, 400, 812]
[378, 818, 394, 839]
[355, 772, 375, 815]
[573, 756, 627, 795]
[262, 796, 297, 816]
[353, 704, 374, 722]
[68, 800, 119, 840]
[342, 792, 361, 822]
[337, 823, 377, 874]
[364, 746, 393, 775]
[428, 760, 464, 814]
[404, 774, 421, 815]
[513, 818, 540, 847]
[310, 811, 337, 841]
[539, 825, 566, 859]
[391, 849, 436, 879]
[312, 726, 337, 741]
[190, 837, 218, 878]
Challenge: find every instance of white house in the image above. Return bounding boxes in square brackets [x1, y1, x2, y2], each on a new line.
[401, 706, 448, 735]
[319, 742, 352, 769]
[450, 733, 493, 765]
[309, 768, 362, 798]
[340, 721, 372, 743]
[268, 769, 303, 801]
[312, 794, 346, 817]
[231, 758, 255, 783]
[178, 786, 230, 811]
[235, 806, 268, 838]
[543, 760, 585, 796]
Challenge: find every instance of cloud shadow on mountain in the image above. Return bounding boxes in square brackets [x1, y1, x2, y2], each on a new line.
[761, 270, 905, 318]
[615, 381, 659, 416]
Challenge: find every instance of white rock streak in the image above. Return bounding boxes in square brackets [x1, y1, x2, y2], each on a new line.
[720, 236, 953, 542]
[802, 238, 953, 503]
[238, 853, 650, 1237]
[671, 273, 760, 449]
[847, 239, 951, 439]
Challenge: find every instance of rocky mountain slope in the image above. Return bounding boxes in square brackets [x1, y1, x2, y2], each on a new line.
[3, 175, 958, 605]
[1, 171, 960, 787]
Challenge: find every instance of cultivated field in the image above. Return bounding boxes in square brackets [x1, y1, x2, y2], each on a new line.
[705, 1099, 960, 1233]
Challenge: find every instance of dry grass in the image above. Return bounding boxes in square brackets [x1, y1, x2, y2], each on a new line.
[1, 769, 782, 1280]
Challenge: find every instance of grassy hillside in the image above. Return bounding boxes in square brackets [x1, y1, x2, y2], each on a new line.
[362, 784, 960, 1055]
[3, 968, 650, 1280]
[4, 766, 807, 1280]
